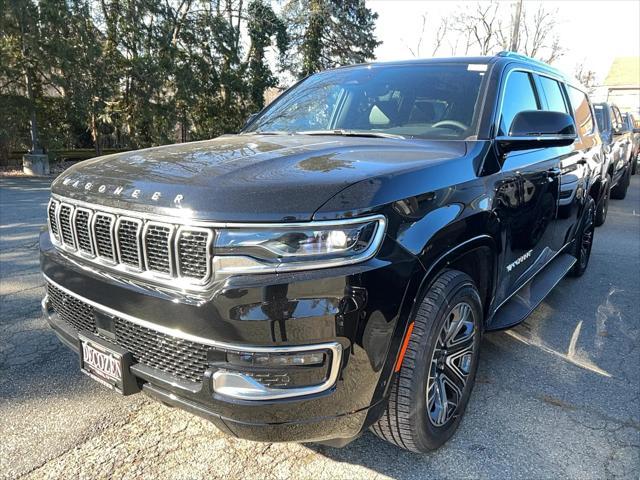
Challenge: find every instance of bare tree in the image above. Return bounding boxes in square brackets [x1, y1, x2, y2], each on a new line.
[574, 61, 597, 94]
[519, 4, 564, 63]
[451, 1, 502, 56]
[402, 14, 448, 58]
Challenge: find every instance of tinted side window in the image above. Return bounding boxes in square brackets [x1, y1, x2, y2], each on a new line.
[500, 71, 539, 135]
[612, 107, 623, 131]
[567, 86, 595, 136]
[594, 105, 606, 131]
[539, 76, 569, 114]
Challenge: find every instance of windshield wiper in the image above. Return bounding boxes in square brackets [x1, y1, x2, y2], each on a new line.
[296, 129, 406, 139]
[243, 131, 291, 136]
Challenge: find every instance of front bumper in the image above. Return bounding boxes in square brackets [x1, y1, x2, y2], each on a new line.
[40, 230, 422, 444]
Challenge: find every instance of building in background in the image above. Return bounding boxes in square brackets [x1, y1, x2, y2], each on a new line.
[593, 57, 640, 114]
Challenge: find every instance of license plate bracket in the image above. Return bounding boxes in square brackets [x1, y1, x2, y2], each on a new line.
[78, 332, 140, 395]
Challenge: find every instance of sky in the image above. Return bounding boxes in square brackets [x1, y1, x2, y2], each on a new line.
[369, 0, 640, 84]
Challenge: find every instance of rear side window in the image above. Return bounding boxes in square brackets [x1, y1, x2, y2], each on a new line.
[594, 105, 605, 131]
[499, 71, 539, 135]
[567, 87, 595, 136]
[538, 76, 569, 114]
[612, 107, 623, 130]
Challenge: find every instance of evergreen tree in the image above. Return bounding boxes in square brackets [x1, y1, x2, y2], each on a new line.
[284, 0, 381, 78]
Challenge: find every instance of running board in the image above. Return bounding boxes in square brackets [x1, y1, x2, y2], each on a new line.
[487, 253, 576, 331]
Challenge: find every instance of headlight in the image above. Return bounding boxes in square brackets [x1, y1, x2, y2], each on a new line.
[213, 215, 386, 274]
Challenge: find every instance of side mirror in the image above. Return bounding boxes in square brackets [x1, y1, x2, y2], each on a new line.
[497, 110, 577, 154]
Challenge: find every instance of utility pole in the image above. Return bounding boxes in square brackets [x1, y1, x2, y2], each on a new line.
[509, 0, 523, 52]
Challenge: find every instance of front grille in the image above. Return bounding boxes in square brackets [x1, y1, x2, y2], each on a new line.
[94, 213, 115, 261]
[177, 229, 211, 279]
[48, 200, 60, 240]
[47, 198, 214, 287]
[117, 218, 142, 268]
[59, 204, 75, 248]
[144, 223, 172, 274]
[74, 209, 93, 254]
[46, 283, 210, 383]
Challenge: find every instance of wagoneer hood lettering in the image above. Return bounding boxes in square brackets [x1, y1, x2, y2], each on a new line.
[52, 135, 466, 222]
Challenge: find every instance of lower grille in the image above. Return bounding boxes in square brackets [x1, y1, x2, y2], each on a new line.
[46, 283, 210, 383]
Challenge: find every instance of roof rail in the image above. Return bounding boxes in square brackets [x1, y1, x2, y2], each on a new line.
[496, 51, 552, 68]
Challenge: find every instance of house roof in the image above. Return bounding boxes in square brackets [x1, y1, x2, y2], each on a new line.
[603, 57, 640, 87]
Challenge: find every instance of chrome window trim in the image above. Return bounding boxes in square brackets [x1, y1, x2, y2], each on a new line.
[175, 226, 214, 284]
[43, 274, 342, 400]
[142, 221, 175, 277]
[115, 216, 144, 271]
[92, 212, 117, 264]
[72, 206, 96, 258]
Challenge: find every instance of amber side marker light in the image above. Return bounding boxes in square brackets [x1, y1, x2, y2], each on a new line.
[394, 322, 415, 372]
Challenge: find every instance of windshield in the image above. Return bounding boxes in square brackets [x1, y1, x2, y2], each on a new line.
[245, 63, 488, 140]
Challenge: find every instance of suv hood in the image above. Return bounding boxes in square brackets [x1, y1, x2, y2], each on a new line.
[52, 134, 467, 222]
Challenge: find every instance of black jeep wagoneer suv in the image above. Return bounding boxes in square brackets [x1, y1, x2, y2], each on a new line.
[41, 52, 602, 452]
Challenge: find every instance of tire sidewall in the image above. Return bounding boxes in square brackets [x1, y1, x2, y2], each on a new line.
[411, 276, 483, 450]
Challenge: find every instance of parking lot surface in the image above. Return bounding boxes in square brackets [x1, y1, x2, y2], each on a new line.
[1, 175, 639, 479]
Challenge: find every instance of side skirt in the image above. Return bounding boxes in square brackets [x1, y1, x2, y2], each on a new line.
[486, 253, 576, 331]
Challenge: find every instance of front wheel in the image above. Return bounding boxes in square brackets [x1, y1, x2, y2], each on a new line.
[371, 270, 483, 452]
[594, 174, 610, 227]
[569, 197, 595, 277]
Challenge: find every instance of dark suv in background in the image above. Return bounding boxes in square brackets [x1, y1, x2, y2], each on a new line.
[594, 102, 632, 202]
[623, 112, 639, 175]
[41, 52, 600, 452]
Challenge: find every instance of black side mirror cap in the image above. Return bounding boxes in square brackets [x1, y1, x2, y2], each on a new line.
[497, 110, 577, 154]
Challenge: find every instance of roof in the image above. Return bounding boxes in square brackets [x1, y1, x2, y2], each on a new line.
[603, 57, 640, 87]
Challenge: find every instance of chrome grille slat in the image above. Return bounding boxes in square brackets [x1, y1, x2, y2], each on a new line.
[177, 228, 212, 280]
[74, 208, 94, 255]
[116, 218, 142, 268]
[144, 223, 173, 274]
[48, 200, 60, 241]
[93, 213, 116, 261]
[58, 204, 76, 248]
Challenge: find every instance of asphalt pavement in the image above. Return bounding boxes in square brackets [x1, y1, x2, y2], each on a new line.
[1, 175, 638, 479]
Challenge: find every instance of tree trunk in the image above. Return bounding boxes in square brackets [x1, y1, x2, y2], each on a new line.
[24, 69, 42, 154]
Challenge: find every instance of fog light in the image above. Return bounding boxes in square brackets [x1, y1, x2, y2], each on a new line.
[211, 343, 342, 400]
[226, 350, 326, 367]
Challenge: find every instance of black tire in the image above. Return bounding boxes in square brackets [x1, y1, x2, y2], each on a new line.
[632, 156, 637, 175]
[569, 197, 595, 277]
[611, 167, 630, 200]
[371, 270, 483, 452]
[594, 174, 610, 227]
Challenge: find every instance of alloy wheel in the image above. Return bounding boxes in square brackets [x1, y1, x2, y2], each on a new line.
[580, 205, 595, 270]
[426, 302, 476, 427]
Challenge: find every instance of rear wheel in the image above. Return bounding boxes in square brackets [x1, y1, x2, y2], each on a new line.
[371, 270, 482, 452]
[611, 167, 630, 199]
[569, 197, 595, 277]
[594, 174, 610, 227]
[632, 155, 637, 175]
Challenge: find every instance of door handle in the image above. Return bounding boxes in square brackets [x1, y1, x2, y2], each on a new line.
[577, 158, 587, 165]
[547, 167, 562, 176]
